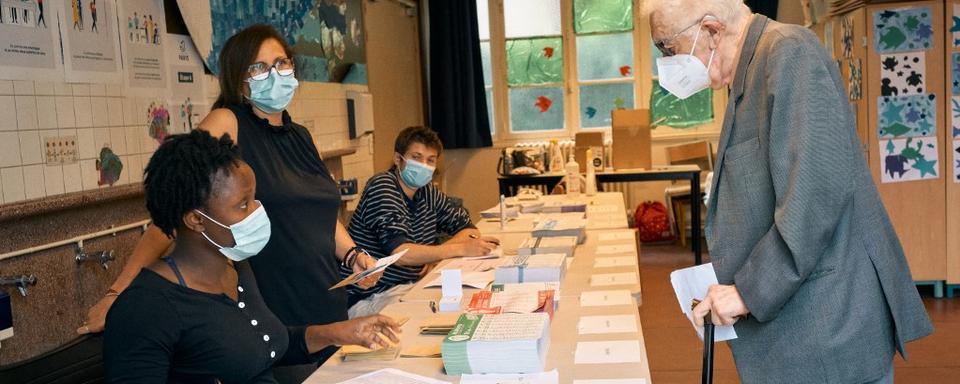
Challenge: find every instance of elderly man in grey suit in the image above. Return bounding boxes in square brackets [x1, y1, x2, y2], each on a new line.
[643, 0, 933, 382]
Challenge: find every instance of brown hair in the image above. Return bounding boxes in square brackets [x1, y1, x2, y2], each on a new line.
[394, 126, 443, 155]
[213, 25, 294, 108]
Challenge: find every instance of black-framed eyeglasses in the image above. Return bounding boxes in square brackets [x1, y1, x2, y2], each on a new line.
[246, 58, 295, 81]
[653, 15, 710, 57]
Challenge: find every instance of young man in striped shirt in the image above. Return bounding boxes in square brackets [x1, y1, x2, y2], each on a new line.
[343, 126, 500, 317]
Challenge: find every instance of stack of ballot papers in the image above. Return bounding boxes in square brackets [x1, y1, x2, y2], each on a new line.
[491, 282, 561, 301]
[442, 313, 551, 375]
[518, 236, 577, 258]
[340, 344, 400, 361]
[494, 253, 566, 284]
[466, 287, 555, 318]
[420, 313, 462, 335]
[532, 218, 587, 243]
[539, 201, 587, 213]
[505, 199, 546, 213]
[480, 205, 520, 219]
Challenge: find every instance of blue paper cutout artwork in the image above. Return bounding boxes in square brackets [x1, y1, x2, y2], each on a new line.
[873, 7, 933, 53]
[877, 94, 936, 138]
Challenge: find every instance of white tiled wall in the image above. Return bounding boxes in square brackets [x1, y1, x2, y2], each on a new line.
[0, 77, 376, 206]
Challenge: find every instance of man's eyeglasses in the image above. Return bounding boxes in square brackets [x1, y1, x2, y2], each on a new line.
[246, 58, 295, 81]
[653, 15, 712, 57]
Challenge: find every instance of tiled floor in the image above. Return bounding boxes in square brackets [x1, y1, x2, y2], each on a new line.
[638, 244, 960, 383]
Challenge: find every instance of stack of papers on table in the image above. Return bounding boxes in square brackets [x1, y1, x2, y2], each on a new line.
[506, 200, 546, 213]
[480, 205, 520, 219]
[466, 287, 555, 317]
[532, 218, 586, 243]
[494, 253, 566, 284]
[340, 344, 400, 361]
[442, 313, 551, 375]
[540, 201, 587, 213]
[491, 282, 561, 301]
[518, 236, 577, 258]
[420, 313, 462, 335]
[424, 271, 495, 289]
[336, 368, 451, 384]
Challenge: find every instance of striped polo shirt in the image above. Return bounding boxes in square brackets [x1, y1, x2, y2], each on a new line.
[343, 170, 473, 301]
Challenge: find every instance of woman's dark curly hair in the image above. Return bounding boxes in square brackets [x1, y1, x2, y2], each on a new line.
[143, 130, 242, 239]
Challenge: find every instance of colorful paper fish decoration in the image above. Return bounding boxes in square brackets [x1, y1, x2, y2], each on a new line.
[535, 96, 552, 112]
[619, 66, 631, 76]
[543, 47, 554, 59]
[585, 106, 597, 118]
[96, 147, 123, 186]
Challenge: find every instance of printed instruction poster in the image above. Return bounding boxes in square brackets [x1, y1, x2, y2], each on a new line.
[61, 0, 123, 83]
[166, 33, 208, 134]
[0, 0, 64, 80]
[117, 0, 167, 93]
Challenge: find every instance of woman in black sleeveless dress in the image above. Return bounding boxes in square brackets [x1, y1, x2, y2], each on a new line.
[85, 25, 388, 383]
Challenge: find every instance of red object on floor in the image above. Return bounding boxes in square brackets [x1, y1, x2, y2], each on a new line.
[635, 201, 674, 243]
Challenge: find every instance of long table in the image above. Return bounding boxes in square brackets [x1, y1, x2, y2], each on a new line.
[475, 192, 631, 235]
[498, 166, 704, 265]
[304, 194, 651, 383]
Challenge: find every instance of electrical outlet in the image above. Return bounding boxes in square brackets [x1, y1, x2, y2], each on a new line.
[43, 136, 79, 164]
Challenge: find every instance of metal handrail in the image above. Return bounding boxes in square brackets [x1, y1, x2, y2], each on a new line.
[0, 220, 151, 261]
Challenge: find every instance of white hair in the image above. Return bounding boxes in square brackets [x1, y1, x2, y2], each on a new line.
[642, 0, 751, 33]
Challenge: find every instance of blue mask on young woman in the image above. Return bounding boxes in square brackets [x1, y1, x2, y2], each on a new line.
[245, 68, 299, 114]
[399, 158, 435, 189]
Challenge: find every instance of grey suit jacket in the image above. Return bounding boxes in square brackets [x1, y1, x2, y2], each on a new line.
[705, 15, 933, 383]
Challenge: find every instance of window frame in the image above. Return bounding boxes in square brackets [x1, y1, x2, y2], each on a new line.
[482, 0, 727, 145]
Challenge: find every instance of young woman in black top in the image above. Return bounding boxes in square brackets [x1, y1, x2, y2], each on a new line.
[83, 25, 389, 382]
[104, 130, 401, 383]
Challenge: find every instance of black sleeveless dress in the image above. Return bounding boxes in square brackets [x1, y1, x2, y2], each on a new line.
[227, 103, 346, 364]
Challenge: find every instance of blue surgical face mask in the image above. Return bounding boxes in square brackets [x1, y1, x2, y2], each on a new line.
[245, 68, 298, 114]
[195, 201, 272, 261]
[399, 157, 435, 189]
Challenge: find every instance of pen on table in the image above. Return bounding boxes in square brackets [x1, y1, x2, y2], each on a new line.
[469, 233, 500, 246]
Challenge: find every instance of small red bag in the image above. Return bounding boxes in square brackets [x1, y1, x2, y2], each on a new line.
[635, 201, 674, 243]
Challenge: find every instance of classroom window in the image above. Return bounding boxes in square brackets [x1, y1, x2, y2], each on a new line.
[476, 0, 717, 141]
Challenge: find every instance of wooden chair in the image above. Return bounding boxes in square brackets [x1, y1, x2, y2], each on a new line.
[663, 141, 714, 247]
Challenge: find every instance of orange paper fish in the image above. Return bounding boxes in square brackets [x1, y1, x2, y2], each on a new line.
[535, 96, 552, 112]
[543, 47, 554, 58]
[619, 65, 631, 76]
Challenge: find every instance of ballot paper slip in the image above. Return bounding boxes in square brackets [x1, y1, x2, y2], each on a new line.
[572, 379, 646, 384]
[494, 253, 566, 284]
[577, 315, 638, 335]
[518, 236, 578, 258]
[460, 369, 559, 384]
[441, 312, 551, 375]
[589, 272, 639, 287]
[595, 244, 634, 255]
[579, 290, 634, 307]
[466, 288, 555, 318]
[335, 368, 451, 384]
[532, 218, 587, 243]
[593, 256, 637, 268]
[597, 231, 635, 242]
[330, 249, 409, 290]
[669, 263, 738, 342]
[574, 340, 643, 365]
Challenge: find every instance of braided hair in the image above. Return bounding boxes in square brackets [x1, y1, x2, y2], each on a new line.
[143, 130, 242, 238]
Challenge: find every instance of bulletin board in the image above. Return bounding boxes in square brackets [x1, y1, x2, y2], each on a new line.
[866, 1, 946, 281]
[945, 0, 960, 285]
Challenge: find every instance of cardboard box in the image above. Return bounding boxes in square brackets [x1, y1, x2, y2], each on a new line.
[611, 109, 652, 170]
[574, 132, 604, 172]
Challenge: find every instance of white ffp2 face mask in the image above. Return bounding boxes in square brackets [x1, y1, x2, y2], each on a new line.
[656, 20, 716, 100]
